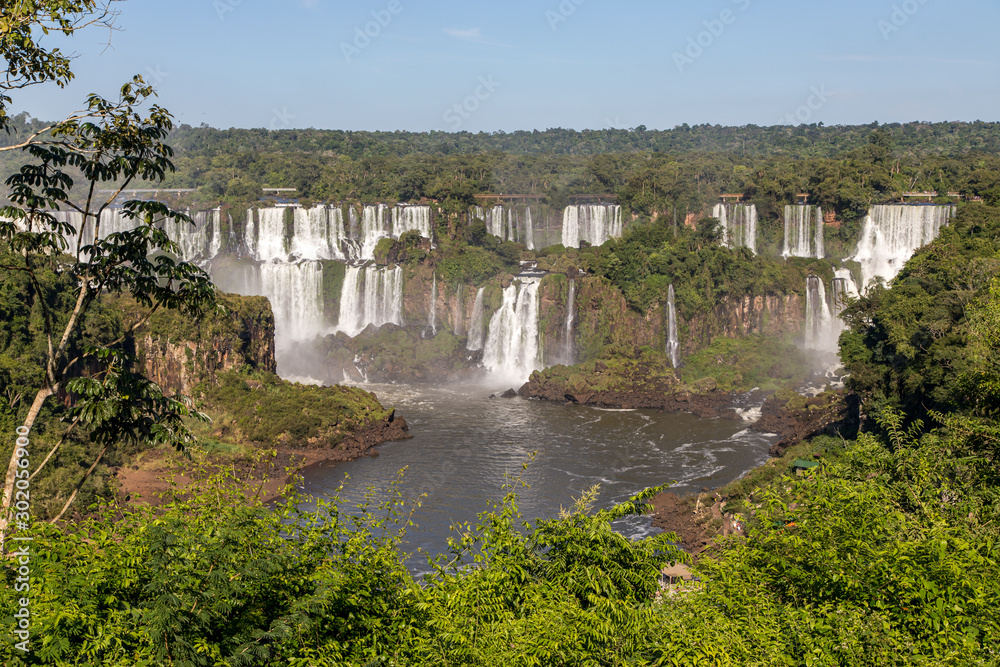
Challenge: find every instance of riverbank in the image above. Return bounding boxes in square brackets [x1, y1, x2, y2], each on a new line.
[649, 388, 858, 555]
[112, 377, 412, 510]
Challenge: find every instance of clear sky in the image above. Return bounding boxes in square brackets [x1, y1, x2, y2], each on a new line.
[13, 0, 1000, 132]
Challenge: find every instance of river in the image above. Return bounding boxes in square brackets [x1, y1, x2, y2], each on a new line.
[297, 382, 776, 569]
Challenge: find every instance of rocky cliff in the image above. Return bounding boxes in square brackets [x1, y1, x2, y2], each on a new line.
[120, 292, 277, 396]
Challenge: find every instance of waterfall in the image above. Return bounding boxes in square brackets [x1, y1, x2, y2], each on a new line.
[666, 284, 680, 369]
[357, 204, 432, 261]
[254, 208, 289, 261]
[159, 209, 225, 263]
[359, 204, 390, 262]
[525, 208, 535, 250]
[783, 205, 824, 259]
[804, 275, 838, 354]
[712, 203, 757, 254]
[259, 260, 325, 350]
[290, 206, 347, 260]
[564, 279, 576, 365]
[51, 209, 225, 262]
[483, 281, 541, 381]
[392, 205, 433, 240]
[473, 205, 519, 242]
[428, 272, 438, 335]
[832, 268, 859, 313]
[467, 287, 486, 351]
[337, 265, 404, 337]
[853, 204, 955, 290]
[562, 204, 623, 248]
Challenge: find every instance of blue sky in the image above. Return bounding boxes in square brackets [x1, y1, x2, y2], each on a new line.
[13, 0, 1000, 131]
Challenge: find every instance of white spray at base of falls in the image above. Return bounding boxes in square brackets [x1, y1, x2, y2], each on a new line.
[562, 205, 623, 248]
[337, 266, 404, 337]
[853, 204, 955, 290]
[783, 205, 824, 259]
[712, 203, 757, 254]
[564, 279, 576, 365]
[666, 284, 680, 369]
[483, 281, 541, 382]
[467, 287, 486, 351]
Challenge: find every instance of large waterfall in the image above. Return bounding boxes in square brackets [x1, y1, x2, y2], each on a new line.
[712, 204, 757, 254]
[804, 275, 838, 355]
[483, 281, 541, 382]
[337, 266, 404, 337]
[564, 279, 576, 365]
[562, 204, 623, 248]
[467, 288, 486, 351]
[666, 284, 680, 369]
[783, 205, 824, 259]
[260, 261, 326, 349]
[854, 205, 955, 290]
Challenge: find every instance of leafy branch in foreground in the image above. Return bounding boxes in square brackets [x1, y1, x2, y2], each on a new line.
[0, 78, 216, 549]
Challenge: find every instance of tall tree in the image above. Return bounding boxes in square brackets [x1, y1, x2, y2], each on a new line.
[0, 2, 215, 549]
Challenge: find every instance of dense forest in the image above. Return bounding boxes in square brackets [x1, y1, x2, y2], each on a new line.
[3, 3, 1000, 661]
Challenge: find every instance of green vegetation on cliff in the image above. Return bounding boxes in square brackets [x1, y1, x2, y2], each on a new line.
[193, 370, 391, 449]
[841, 203, 1000, 422]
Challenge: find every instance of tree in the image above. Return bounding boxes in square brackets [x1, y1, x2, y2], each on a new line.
[0, 4, 216, 549]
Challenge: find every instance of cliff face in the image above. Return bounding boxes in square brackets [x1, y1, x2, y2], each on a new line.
[688, 294, 805, 352]
[128, 293, 277, 396]
[317, 262, 809, 383]
[543, 275, 805, 363]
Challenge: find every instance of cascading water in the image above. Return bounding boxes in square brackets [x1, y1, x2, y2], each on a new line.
[711, 203, 757, 254]
[562, 204, 623, 248]
[854, 204, 955, 290]
[830, 269, 860, 342]
[804, 275, 838, 355]
[358, 204, 433, 261]
[564, 279, 576, 365]
[392, 205, 433, 241]
[467, 287, 486, 351]
[161, 209, 224, 263]
[428, 273, 438, 336]
[253, 208, 290, 261]
[337, 265, 404, 337]
[359, 204, 390, 262]
[666, 284, 680, 369]
[290, 206, 347, 260]
[483, 281, 541, 382]
[472, 204, 531, 244]
[783, 205, 824, 259]
[259, 261, 326, 350]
